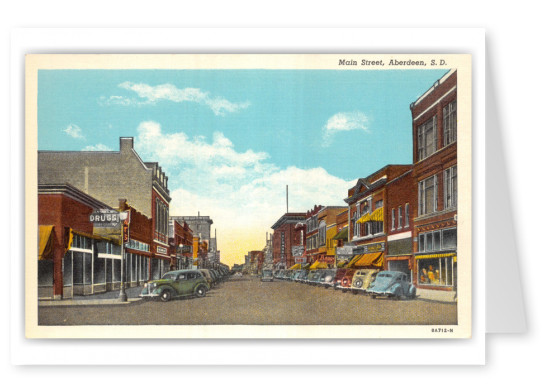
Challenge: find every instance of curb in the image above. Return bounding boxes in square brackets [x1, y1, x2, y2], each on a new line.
[39, 298, 142, 307]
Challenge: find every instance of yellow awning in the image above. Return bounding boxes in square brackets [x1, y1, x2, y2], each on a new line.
[346, 255, 363, 268]
[290, 263, 301, 270]
[353, 252, 383, 267]
[357, 213, 370, 224]
[415, 253, 456, 259]
[38, 225, 54, 260]
[310, 261, 328, 269]
[193, 260, 198, 266]
[337, 261, 348, 268]
[367, 207, 384, 222]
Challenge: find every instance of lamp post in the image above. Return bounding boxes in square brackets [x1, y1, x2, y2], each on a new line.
[178, 243, 183, 269]
[119, 211, 129, 302]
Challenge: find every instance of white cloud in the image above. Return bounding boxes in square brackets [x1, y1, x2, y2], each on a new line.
[82, 143, 113, 151]
[134, 121, 354, 265]
[100, 82, 251, 116]
[322, 111, 370, 147]
[62, 124, 85, 139]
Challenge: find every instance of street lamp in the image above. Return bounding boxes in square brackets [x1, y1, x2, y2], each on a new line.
[178, 243, 183, 269]
[119, 211, 129, 302]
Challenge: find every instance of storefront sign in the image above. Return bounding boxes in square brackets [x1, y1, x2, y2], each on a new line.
[179, 245, 192, 253]
[157, 246, 168, 255]
[353, 242, 385, 254]
[336, 245, 356, 256]
[292, 246, 304, 257]
[89, 209, 120, 228]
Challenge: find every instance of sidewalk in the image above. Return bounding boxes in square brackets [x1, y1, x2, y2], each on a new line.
[416, 288, 457, 304]
[39, 286, 143, 307]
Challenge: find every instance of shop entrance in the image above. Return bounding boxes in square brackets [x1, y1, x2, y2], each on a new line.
[387, 259, 411, 281]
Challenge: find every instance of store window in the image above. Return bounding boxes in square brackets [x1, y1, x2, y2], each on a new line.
[113, 258, 121, 282]
[38, 260, 53, 287]
[418, 257, 454, 286]
[443, 100, 457, 146]
[63, 252, 72, 286]
[94, 258, 106, 284]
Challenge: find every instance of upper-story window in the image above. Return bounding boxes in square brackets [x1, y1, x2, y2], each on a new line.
[443, 100, 457, 146]
[417, 116, 437, 161]
[375, 200, 383, 209]
[398, 206, 403, 229]
[404, 204, 410, 228]
[418, 175, 438, 216]
[391, 209, 396, 231]
[319, 223, 326, 247]
[444, 165, 458, 209]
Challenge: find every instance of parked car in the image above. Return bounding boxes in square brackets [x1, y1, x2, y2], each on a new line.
[296, 270, 310, 283]
[333, 268, 349, 290]
[307, 270, 322, 285]
[261, 269, 274, 282]
[319, 269, 336, 288]
[337, 269, 358, 292]
[366, 271, 417, 300]
[140, 270, 209, 302]
[349, 269, 379, 294]
[198, 269, 216, 288]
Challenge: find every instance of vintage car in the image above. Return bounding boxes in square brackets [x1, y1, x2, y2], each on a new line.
[333, 268, 349, 290]
[349, 269, 379, 294]
[306, 270, 322, 285]
[198, 269, 216, 288]
[261, 269, 274, 282]
[337, 269, 358, 292]
[296, 270, 310, 283]
[319, 269, 336, 288]
[140, 270, 209, 302]
[366, 271, 417, 300]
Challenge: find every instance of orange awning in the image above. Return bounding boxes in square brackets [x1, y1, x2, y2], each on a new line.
[352, 252, 383, 268]
[38, 225, 54, 260]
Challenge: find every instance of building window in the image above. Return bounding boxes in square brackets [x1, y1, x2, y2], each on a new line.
[319, 224, 326, 247]
[443, 100, 457, 146]
[391, 209, 396, 231]
[418, 175, 438, 216]
[398, 207, 403, 229]
[372, 220, 384, 235]
[444, 165, 458, 209]
[418, 228, 456, 253]
[405, 204, 410, 228]
[417, 116, 437, 161]
[442, 228, 457, 249]
[375, 200, 383, 209]
[418, 257, 454, 286]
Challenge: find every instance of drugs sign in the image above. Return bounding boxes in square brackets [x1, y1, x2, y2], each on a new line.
[89, 209, 120, 228]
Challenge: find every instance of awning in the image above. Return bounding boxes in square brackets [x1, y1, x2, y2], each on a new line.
[290, 263, 302, 270]
[193, 260, 198, 266]
[415, 252, 456, 259]
[337, 261, 348, 268]
[346, 254, 363, 268]
[357, 213, 370, 224]
[353, 252, 383, 268]
[367, 207, 384, 222]
[332, 227, 349, 241]
[310, 261, 328, 269]
[38, 225, 54, 260]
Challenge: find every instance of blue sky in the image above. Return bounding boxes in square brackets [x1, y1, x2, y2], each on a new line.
[38, 68, 448, 264]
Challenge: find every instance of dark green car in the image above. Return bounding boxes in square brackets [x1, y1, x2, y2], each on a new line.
[140, 270, 209, 302]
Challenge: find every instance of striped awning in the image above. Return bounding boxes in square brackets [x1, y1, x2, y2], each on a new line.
[346, 254, 363, 268]
[353, 252, 383, 267]
[356, 207, 384, 224]
[290, 263, 302, 270]
[332, 227, 349, 241]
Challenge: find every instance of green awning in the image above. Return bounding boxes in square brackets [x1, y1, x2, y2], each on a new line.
[333, 227, 349, 241]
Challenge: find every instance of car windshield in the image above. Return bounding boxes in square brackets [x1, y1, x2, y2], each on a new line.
[377, 273, 393, 278]
[162, 273, 178, 281]
[263, 270, 272, 276]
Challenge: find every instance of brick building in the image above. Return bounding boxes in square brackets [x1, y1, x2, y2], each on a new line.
[410, 69, 458, 291]
[345, 165, 412, 271]
[305, 205, 324, 264]
[38, 184, 122, 299]
[169, 218, 194, 271]
[38, 137, 172, 285]
[314, 206, 347, 267]
[271, 212, 306, 269]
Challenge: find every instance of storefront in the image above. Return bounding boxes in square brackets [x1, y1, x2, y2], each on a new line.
[414, 227, 457, 290]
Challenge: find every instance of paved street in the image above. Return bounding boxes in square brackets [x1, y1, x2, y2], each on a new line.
[38, 275, 457, 326]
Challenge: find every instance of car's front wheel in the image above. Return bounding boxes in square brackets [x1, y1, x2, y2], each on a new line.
[160, 289, 172, 302]
[195, 285, 207, 298]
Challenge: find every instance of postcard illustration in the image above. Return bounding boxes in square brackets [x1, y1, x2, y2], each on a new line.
[26, 54, 472, 338]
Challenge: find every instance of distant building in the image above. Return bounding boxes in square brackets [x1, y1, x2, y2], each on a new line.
[271, 212, 306, 269]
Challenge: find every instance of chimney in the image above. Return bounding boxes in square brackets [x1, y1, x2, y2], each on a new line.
[120, 137, 134, 151]
[118, 198, 127, 210]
